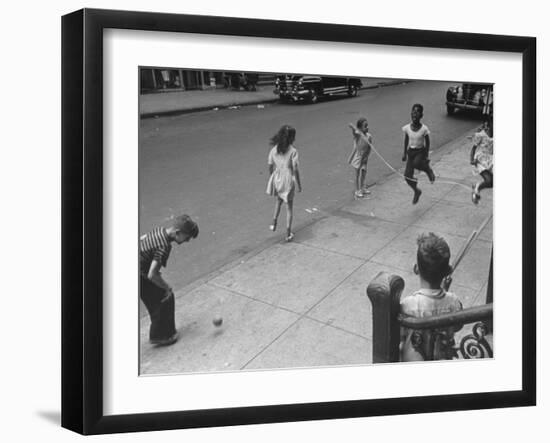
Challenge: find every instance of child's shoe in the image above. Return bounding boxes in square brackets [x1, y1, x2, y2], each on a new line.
[269, 220, 277, 231]
[150, 331, 179, 347]
[286, 232, 294, 242]
[427, 168, 436, 183]
[471, 184, 480, 205]
[412, 188, 422, 204]
[361, 187, 371, 195]
[354, 190, 364, 199]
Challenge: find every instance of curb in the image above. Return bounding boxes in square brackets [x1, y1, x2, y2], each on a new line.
[140, 80, 414, 119]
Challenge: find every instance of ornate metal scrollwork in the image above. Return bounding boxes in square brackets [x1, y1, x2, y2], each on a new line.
[411, 330, 459, 360]
[410, 331, 426, 360]
[459, 322, 493, 359]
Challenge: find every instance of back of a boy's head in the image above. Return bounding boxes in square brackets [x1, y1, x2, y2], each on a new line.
[172, 214, 199, 238]
[416, 233, 451, 285]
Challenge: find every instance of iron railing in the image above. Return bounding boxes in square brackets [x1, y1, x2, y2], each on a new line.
[366, 272, 493, 363]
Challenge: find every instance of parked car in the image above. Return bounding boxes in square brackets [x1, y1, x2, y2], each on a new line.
[446, 83, 493, 116]
[274, 75, 362, 103]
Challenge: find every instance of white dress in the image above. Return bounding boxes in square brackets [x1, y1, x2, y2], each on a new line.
[348, 132, 372, 170]
[472, 129, 493, 174]
[266, 145, 299, 203]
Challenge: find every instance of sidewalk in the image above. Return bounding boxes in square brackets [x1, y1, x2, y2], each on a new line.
[140, 129, 493, 375]
[139, 78, 410, 118]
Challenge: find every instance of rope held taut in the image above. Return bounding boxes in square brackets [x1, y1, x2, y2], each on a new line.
[442, 215, 492, 290]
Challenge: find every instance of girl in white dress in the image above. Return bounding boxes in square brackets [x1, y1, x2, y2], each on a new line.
[266, 125, 302, 242]
[470, 117, 493, 204]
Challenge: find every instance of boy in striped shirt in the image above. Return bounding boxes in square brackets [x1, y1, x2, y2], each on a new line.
[140, 214, 199, 346]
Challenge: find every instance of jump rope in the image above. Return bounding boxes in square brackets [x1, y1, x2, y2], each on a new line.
[350, 130, 491, 283]
[367, 141, 473, 192]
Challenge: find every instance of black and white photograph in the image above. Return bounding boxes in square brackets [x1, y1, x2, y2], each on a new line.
[3, 0, 546, 441]
[138, 68, 494, 375]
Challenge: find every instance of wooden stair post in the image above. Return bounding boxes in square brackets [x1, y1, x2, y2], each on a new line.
[366, 272, 404, 363]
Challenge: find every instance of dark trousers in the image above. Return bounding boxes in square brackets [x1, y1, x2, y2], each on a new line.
[140, 276, 176, 341]
[404, 148, 433, 190]
[479, 170, 493, 191]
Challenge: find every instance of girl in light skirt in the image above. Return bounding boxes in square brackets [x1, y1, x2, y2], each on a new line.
[266, 125, 302, 242]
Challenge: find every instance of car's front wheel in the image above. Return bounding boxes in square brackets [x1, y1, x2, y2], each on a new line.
[309, 91, 319, 104]
[348, 85, 358, 97]
[446, 104, 455, 115]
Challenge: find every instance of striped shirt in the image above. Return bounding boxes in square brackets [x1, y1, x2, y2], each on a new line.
[140, 227, 172, 277]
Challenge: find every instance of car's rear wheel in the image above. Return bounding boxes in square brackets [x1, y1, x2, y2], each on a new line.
[446, 104, 456, 115]
[348, 85, 358, 97]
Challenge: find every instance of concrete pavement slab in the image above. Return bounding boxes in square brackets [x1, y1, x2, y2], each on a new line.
[476, 282, 489, 305]
[439, 184, 493, 243]
[454, 283, 483, 308]
[381, 174, 456, 201]
[244, 317, 372, 370]
[433, 162, 473, 181]
[209, 242, 364, 314]
[370, 226, 475, 279]
[370, 222, 491, 293]
[341, 186, 437, 226]
[446, 239, 492, 292]
[441, 183, 493, 206]
[306, 259, 479, 342]
[140, 283, 300, 375]
[477, 220, 493, 243]
[140, 88, 277, 117]
[306, 262, 415, 338]
[413, 200, 492, 239]
[298, 211, 406, 260]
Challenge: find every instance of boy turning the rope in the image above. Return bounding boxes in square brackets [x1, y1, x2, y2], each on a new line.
[402, 103, 435, 204]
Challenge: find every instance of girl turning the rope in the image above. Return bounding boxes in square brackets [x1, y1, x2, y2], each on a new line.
[402, 103, 435, 204]
[348, 118, 373, 198]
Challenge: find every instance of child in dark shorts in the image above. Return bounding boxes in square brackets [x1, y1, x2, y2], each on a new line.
[401, 103, 436, 204]
[140, 214, 198, 346]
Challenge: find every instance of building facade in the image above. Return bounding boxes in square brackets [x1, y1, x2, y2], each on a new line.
[140, 68, 227, 93]
[140, 68, 276, 93]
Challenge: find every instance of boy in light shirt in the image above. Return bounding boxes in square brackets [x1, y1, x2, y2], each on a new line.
[400, 233, 463, 361]
[401, 103, 436, 204]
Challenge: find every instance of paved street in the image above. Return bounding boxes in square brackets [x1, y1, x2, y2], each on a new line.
[139, 80, 482, 293]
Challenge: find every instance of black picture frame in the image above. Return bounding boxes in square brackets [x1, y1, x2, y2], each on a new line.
[61, 8, 536, 435]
